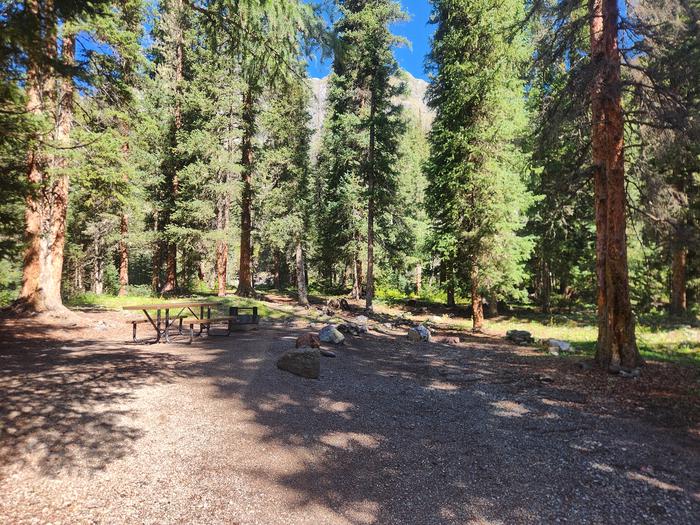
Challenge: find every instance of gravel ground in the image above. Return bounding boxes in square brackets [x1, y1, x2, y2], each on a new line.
[1, 312, 699, 524]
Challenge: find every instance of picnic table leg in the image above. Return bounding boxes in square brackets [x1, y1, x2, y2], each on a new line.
[132, 321, 137, 342]
[164, 308, 171, 343]
[178, 317, 184, 335]
[155, 309, 162, 343]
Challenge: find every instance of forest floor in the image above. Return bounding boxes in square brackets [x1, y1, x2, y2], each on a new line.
[1, 295, 699, 524]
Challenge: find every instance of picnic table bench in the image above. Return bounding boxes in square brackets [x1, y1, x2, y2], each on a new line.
[123, 302, 259, 344]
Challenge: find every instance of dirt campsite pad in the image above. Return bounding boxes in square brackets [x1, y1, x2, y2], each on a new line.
[1, 310, 699, 524]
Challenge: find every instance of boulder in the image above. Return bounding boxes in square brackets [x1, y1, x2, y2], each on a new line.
[354, 315, 369, 325]
[408, 324, 431, 342]
[319, 324, 345, 344]
[542, 338, 575, 353]
[506, 330, 534, 345]
[295, 333, 320, 349]
[277, 347, 320, 379]
[435, 335, 460, 344]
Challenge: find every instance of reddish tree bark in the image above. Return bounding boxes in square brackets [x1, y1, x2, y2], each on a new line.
[237, 88, 256, 297]
[470, 266, 483, 331]
[670, 244, 687, 316]
[296, 240, 309, 307]
[415, 263, 422, 294]
[118, 214, 129, 296]
[17, 5, 71, 314]
[590, 0, 641, 368]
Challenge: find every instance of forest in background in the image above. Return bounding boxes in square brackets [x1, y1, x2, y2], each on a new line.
[0, 0, 698, 369]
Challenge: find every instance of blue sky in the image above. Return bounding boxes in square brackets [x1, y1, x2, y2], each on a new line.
[306, 0, 434, 80]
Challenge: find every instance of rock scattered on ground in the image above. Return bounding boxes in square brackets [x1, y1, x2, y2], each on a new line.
[434, 335, 460, 344]
[506, 329, 534, 345]
[320, 349, 336, 358]
[319, 325, 345, 344]
[295, 333, 320, 349]
[542, 338, 575, 355]
[337, 322, 367, 336]
[407, 324, 431, 342]
[276, 347, 320, 379]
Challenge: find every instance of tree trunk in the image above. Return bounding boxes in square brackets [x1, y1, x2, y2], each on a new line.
[17, 7, 70, 314]
[160, 2, 185, 294]
[415, 263, 422, 294]
[162, 244, 177, 293]
[488, 292, 499, 317]
[351, 255, 362, 300]
[215, 188, 229, 297]
[471, 266, 483, 331]
[296, 240, 309, 307]
[216, 240, 228, 297]
[365, 87, 377, 312]
[590, 0, 640, 369]
[237, 88, 256, 297]
[118, 214, 129, 296]
[670, 243, 687, 316]
[540, 256, 551, 313]
[93, 256, 104, 295]
[445, 263, 455, 307]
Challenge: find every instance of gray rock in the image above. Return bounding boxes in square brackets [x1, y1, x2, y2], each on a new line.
[506, 330, 534, 344]
[619, 367, 641, 379]
[543, 338, 575, 353]
[320, 350, 336, 358]
[276, 347, 320, 379]
[577, 361, 594, 371]
[319, 324, 345, 344]
[354, 315, 369, 325]
[408, 324, 431, 342]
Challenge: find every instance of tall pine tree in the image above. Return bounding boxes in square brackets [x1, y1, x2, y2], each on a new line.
[425, 0, 532, 330]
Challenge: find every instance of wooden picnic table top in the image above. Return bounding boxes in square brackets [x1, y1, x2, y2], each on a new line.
[122, 301, 217, 311]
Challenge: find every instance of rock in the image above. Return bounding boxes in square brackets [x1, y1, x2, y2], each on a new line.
[429, 315, 443, 324]
[543, 338, 575, 353]
[320, 350, 336, 358]
[339, 298, 350, 310]
[327, 298, 341, 310]
[337, 323, 354, 335]
[619, 367, 641, 379]
[577, 361, 594, 371]
[94, 320, 109, 331]
[354, 315, 369, 325]
[408, 324, 431, 342]
[276, 347, 320, 379]
[506, 330, 534, 345]
[435, 336, 460, 344]
[295, 333, 320, 349]
[319, 325, 345, 344]
[548, 347, 560, 356]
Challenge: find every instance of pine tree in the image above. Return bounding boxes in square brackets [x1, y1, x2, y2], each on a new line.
[316, 0, 407, 310]
[425, 0, 532, 330]
[257, 72, 313, 305]
[2, 0, 140, 312]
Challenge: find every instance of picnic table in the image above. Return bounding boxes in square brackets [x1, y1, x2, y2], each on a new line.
[124, 302, 260, 343]
[123, 301, 215, 343]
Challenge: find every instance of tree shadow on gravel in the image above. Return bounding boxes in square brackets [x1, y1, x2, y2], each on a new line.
[0, 321, 189, 475]
[198, 328, 700, 524]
